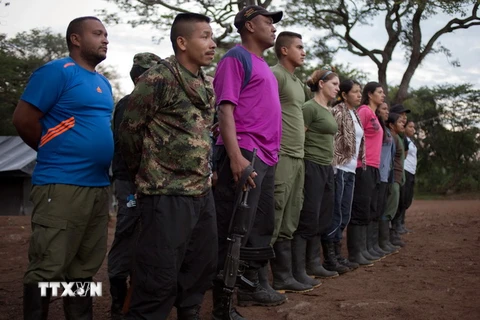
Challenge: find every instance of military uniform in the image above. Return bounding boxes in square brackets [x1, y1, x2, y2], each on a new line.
[107, 52, 161, 318]
[119, 55, 217, 320]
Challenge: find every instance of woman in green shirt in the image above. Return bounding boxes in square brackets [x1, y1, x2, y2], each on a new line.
[292, 67, 345, 286]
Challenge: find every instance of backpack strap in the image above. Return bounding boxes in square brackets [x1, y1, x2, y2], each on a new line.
[220, 46, 252, 91]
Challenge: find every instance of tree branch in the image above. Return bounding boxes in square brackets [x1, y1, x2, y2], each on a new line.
[137, 0, 190, 13]
[411, 1, 424, 60]
[338, 0, 381, 66]
[420, 2, 480, 62]
[259, 0, 272, 8]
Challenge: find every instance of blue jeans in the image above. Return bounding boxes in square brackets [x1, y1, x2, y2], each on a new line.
[324, 169, 355, 242]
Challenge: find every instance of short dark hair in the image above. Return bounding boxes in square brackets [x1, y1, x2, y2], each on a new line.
[170, 13, 211, 54]
[274, 31, 302, 59]
[386, 112, 402, 127]
[66, 16, 101, 51]
[130, 65, 149, 84]
[361, 81, 383, 106]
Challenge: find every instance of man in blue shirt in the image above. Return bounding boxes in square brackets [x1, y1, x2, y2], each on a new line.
[12, 16, 113, 320]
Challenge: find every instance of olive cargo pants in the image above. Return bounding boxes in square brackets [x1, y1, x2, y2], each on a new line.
[24, 184, 109, 284]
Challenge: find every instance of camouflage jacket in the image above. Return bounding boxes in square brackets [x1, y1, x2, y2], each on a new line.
[119, 56, 215, 196]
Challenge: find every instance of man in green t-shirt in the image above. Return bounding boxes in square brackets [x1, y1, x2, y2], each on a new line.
[266, 31, 321, 294]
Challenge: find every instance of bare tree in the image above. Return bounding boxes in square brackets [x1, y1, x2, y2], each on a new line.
[98, 0, 275, 49]
[283, 0, 480, 103]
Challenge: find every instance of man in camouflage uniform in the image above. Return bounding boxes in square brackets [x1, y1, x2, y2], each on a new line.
[119, 12, 217, 320]
[108, 52, 161, 319]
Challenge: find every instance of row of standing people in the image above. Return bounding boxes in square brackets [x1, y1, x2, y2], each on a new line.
[240, 35, 419, 302]
[13, 6, 417, 320]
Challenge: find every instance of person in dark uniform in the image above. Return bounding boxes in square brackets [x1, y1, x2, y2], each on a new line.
[108, 52, 161, 319]
[120, 13, 218, 320]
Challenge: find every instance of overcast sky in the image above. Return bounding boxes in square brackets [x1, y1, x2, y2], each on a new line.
[1, 0, 479, 96]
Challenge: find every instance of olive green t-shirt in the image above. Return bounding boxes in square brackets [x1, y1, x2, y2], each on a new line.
[271, 64, 307, 158]
[303, 99, 338, 165]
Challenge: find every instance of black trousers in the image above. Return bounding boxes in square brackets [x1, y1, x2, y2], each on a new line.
[351, 166, 380, 225]
[214, 146, 275, 270]
[377, 181, 389, 221]
[108, 179, 140, 280]
[295, 160, 334, 240]
[126, 192, 217, 320]
[394, 171, 415, 224]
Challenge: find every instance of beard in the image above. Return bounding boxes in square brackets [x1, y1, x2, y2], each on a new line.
[80, 47, 107, 68]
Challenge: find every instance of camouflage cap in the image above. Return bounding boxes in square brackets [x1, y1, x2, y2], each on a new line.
[133, 52, 161, 69]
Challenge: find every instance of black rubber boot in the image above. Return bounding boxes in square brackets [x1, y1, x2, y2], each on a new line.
[109, 277, 127, 319]
[333, 241, 359, 270]
[368, 221, 388, 258]
[396, 222, 407, 234]
[236, 269, 286, 307]
[390, 228, 406, 247]
[305, 235, 339, 279]
[23, 283, 50, 320]
[378, 220, 399, 254]
[63, 296, 93, 320]
[291, 235, 322, 288]
[401, 213, 413, 234]
[62, 278, 94, 320]
[212, 279, 246, 320]
[392, 219, 404, 234]
[347, 224, 374, 266]
[321, 240, 350, 274]
[257, 264, 277, 295]
[400, 222, 413, 234]
[360, 224, 381, 261]
[270, 240, 313, 293]
[178, 305, 201, 320]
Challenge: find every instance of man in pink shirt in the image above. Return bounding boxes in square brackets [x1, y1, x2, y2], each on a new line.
[212, 5, 285, 320]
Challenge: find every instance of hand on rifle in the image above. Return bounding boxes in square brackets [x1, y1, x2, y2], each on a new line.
[210, 122, 220, 139]
[230, 155, 257, 190]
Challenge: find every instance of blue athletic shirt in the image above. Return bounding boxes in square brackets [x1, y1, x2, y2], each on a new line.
[21, 57, 114, 187]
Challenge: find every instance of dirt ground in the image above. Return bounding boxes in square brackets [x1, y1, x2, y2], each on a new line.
[0, 199, 479, 320]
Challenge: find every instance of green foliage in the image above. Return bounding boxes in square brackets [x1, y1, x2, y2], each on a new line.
[403, 84, 480, 194]
[0, 32, 50, 136]
[7, 28, 68, 61]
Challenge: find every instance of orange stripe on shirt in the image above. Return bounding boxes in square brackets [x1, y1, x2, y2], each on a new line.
[40, 118, 75, 145]
[39, 117, 75, 147]
[40, 117, 75, 144]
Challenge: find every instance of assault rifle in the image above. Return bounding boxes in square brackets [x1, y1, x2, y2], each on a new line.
[220, 148, 275, 311]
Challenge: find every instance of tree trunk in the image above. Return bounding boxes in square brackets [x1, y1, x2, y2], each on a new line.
[394, 60, 419, 104]
[378, 61, 388, 98]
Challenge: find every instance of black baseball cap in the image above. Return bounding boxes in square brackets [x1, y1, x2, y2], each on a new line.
[234, 5, 283, 31]
[390, 104, 411, 114]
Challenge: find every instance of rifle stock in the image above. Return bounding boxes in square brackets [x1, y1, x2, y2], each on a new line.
[222, 148, 266, 293]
